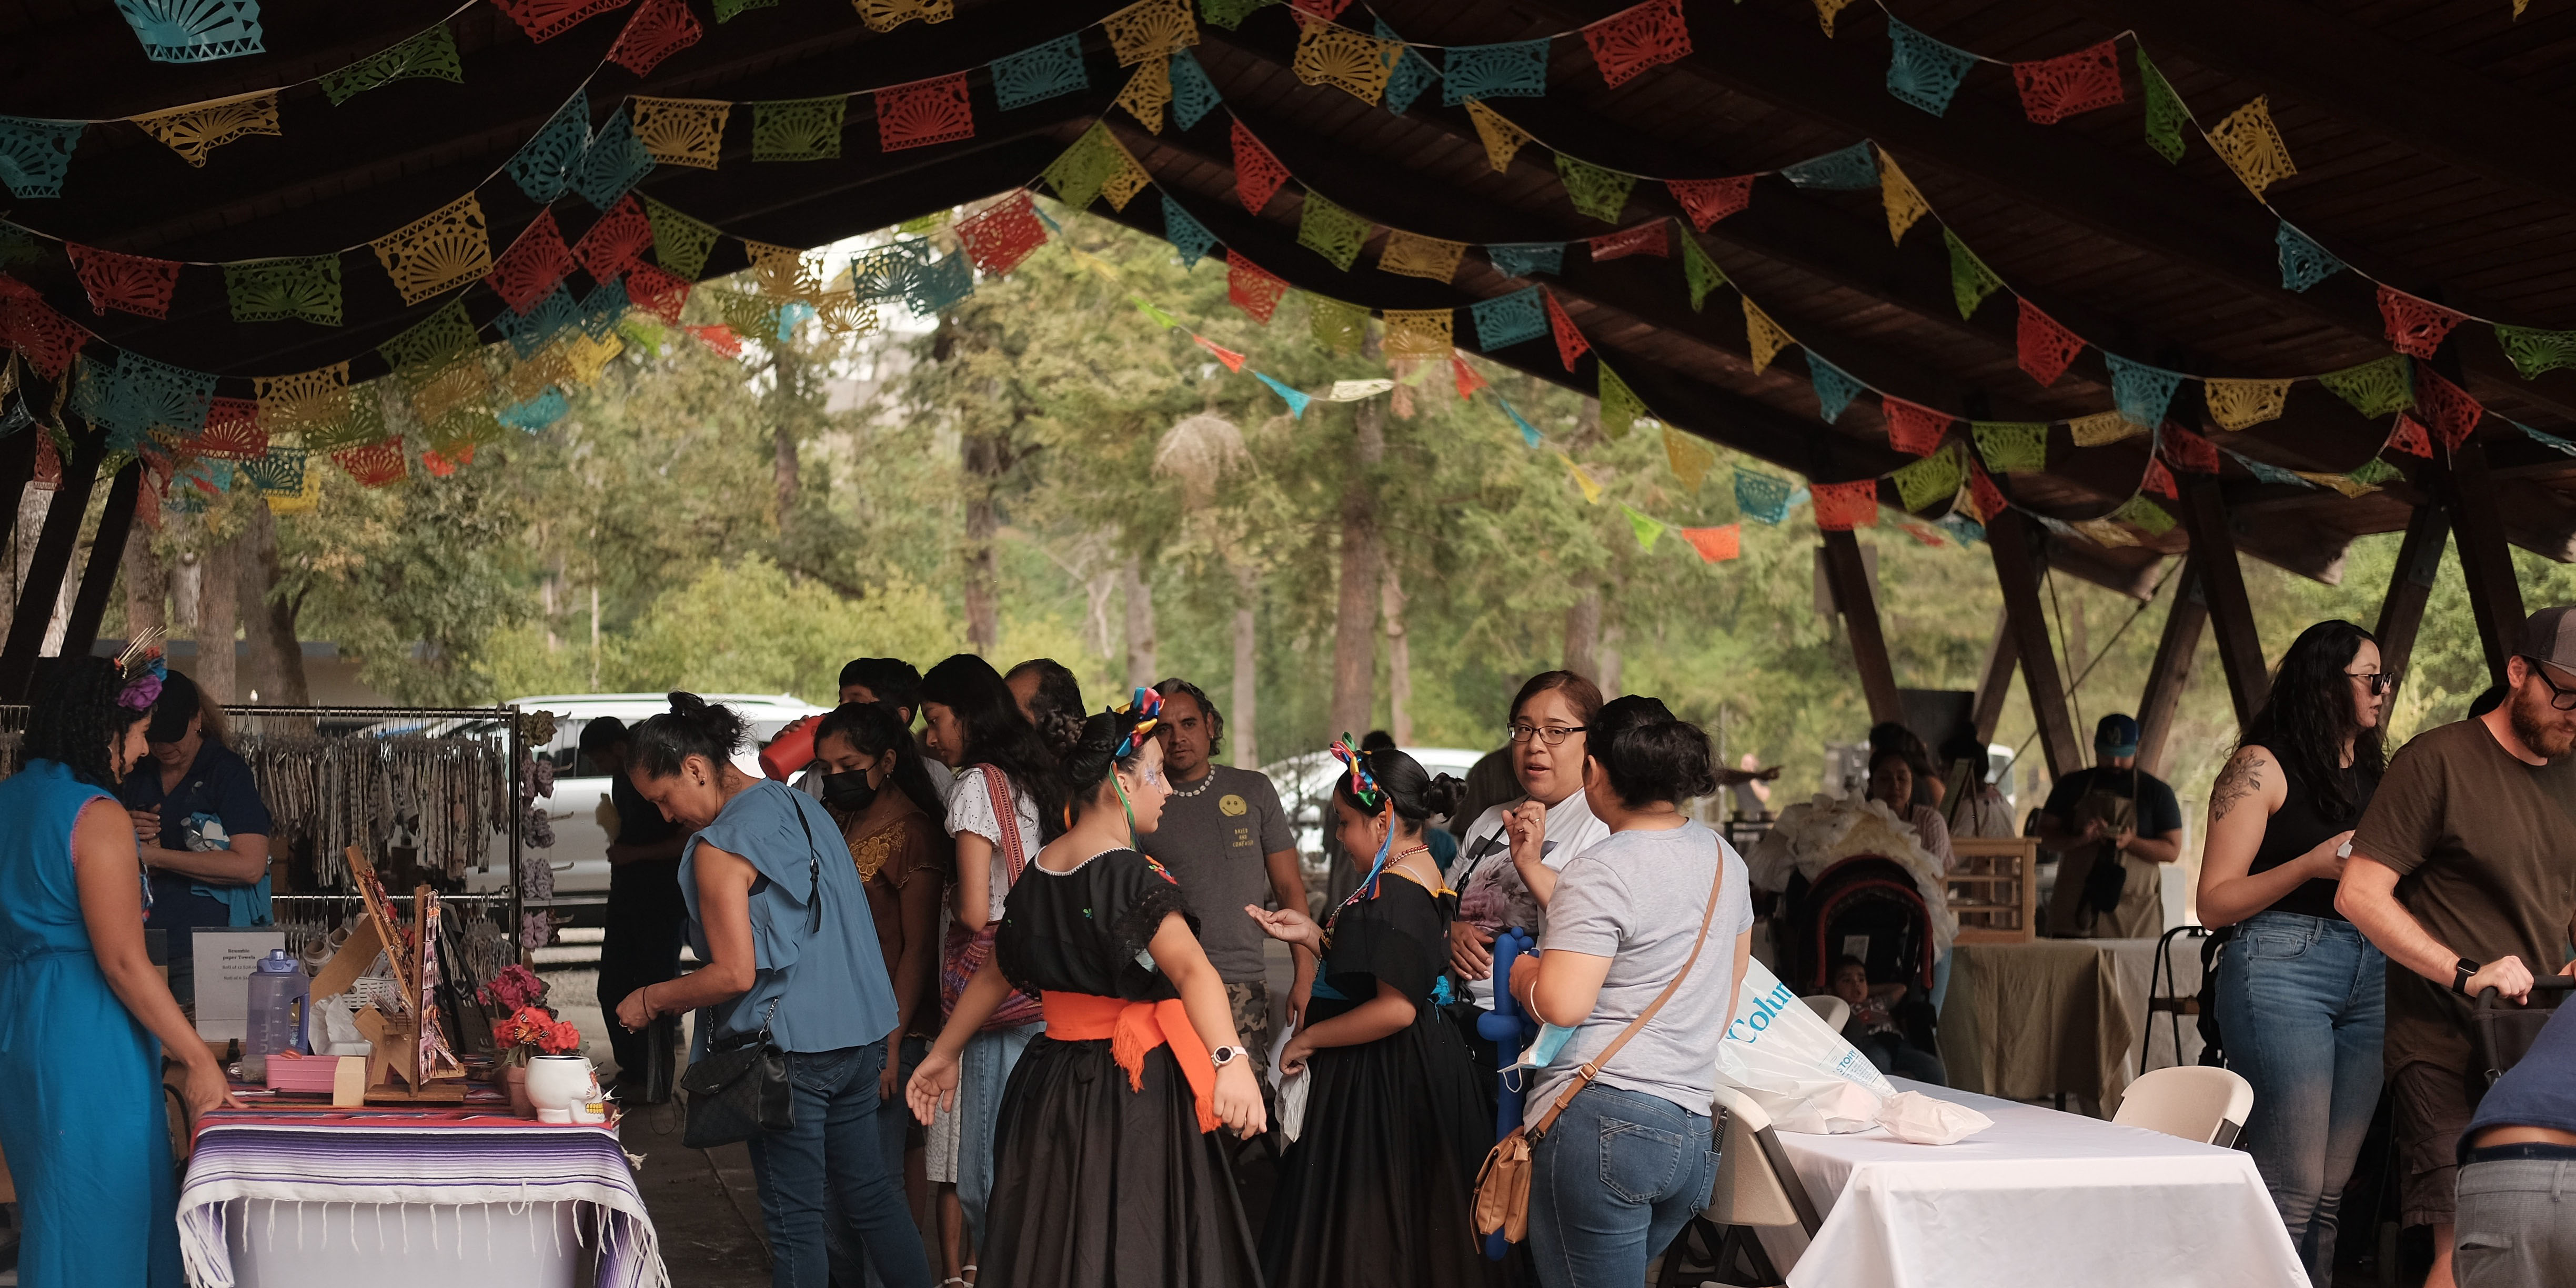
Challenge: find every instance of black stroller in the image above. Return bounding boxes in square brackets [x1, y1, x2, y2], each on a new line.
[1776, 854, 1938, 997]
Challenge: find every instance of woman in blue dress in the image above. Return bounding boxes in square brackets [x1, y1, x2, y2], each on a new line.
[0, 650, 239, 1287]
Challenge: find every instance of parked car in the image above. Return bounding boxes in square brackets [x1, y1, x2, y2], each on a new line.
[1260, 744, 1488, 911]
[430, 693, 827, 905]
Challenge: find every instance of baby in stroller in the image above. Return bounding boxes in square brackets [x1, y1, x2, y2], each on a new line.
[1831, 954, 1946, 1086]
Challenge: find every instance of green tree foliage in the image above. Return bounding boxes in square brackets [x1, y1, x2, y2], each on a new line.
[209, 199, 2561, 841]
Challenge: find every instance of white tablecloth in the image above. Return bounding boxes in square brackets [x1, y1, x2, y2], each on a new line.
[1759, 1082, 2301, 1288]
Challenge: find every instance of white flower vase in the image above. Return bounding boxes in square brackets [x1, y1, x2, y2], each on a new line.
[525, 1054, 595, 1123]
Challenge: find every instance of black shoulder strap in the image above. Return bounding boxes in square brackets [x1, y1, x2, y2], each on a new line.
[790, 790, 823, 935]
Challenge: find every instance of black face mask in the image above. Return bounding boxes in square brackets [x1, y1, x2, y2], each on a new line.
[821, 771, 879, 813]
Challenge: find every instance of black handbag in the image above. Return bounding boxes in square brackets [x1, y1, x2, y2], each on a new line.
[680, 1002, 791, 1148]
[678, 795, 827, 1148]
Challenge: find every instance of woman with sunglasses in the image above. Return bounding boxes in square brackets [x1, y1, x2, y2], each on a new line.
[2197, 620, 2391, 1286]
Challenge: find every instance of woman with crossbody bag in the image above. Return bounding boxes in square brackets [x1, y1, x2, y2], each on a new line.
[916, 655, 1068, 1282]
[615, 693, 929, 1288]
[1490, 697, 1754, 1288]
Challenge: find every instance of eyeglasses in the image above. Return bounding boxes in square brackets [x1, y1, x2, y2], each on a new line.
[1508, 723, 1588, 746]
[2524, 659, 2576, 711]
[2346, 670, 2400, 697]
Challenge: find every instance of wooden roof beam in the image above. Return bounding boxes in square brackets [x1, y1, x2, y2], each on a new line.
[1470, 0, 2576, 427]
[2066, 0, 2576, 214]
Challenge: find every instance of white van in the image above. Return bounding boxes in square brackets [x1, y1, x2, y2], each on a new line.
[447, 693, 827, 908]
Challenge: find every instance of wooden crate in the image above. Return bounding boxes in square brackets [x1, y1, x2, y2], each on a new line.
[1948, 837, 2039, 944]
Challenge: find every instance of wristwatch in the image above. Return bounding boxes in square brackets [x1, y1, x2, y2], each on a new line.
[2454, 958, 2481, 996]
[1210, 1045, 1249, 1069]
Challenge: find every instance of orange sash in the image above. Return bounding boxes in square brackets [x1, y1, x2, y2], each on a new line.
[1040, 992, 1219, 1134]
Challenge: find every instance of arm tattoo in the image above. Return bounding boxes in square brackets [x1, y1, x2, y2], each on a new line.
[2211, 752, 2267, 821]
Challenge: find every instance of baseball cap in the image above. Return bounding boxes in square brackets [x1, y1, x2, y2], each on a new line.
[2518, 607, 2576, 680]
[2094, 713, 2140, 758]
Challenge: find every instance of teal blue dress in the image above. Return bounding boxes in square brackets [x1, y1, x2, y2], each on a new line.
[0, 759, 183, 1287]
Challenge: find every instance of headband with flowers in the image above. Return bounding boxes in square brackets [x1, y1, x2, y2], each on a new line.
[1329, 733, 1384, 812]
[1115, 686, 1164, 758]
[115, 629, 167, 712]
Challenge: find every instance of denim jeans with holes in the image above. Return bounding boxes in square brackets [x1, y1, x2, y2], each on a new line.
[2213, 910, 2386, 1288]
[741, 1040, 933, 1288]
[1526, 1083, 1717, 1288]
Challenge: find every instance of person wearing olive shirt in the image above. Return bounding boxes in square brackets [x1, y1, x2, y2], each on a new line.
[118, 671, 273, 1009]
[2339, 608, 2576, 1288]
[1142, 678, 1311, 1071]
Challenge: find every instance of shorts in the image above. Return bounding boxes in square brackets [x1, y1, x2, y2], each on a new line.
[2392, 1059, 2483, 1227]
[1226, 980, 1272, 1059]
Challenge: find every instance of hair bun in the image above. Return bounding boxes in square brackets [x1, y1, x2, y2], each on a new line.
[1420, 772, 1466, 820]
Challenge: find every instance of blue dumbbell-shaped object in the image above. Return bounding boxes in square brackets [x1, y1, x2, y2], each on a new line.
[1477, 926, 1538, 1259]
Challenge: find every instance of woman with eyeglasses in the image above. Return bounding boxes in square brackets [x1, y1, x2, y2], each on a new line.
[2197, 620, 2391, 1286]
[1443, 671, 1612, 1098]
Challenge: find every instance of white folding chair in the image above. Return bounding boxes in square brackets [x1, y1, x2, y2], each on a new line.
[2112, 1065, 2254, 1148]
[1800, 994, 1851, 1033]
[1656, 1084, 1826, 1287]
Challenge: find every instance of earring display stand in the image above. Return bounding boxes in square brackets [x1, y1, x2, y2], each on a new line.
[321, 846, 468, 1103]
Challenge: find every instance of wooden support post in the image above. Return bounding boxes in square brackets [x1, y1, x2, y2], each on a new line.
[2374, 502, 2449, 690]
[1970, 617, 2018, 744]
[0, 428, 106, 702]
[1988, 510, 2084, 779]
[2176, 476, 2269, 729]
[1819, 529, 1902, 724]
[2135, 560, 2207, 779]
[2446, 442, 2527, 687]
[58, 460, 141, 664]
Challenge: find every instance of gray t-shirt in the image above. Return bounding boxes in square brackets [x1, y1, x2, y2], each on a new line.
[1139, 764, 1295, 982]
[1528, 820, 1754, 1114]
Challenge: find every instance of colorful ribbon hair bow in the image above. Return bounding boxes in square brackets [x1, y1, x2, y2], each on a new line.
[1114, 686, 1165, 758]
[1329, 733, 1384, 812]
[115, 629, 167, 711]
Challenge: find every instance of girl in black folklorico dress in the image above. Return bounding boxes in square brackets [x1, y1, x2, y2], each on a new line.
[908, 690, 1269, 1288]
[1247, 741, 1502, 1288]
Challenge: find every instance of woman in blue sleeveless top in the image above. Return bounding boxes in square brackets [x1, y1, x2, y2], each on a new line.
[614, 692, 929, 1288]
[0, 652, 239, 1287]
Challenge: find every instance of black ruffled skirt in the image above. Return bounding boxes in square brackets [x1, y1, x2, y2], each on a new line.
[1259, 1010, 1503, 1288]
[981, 1033, 1261, 1288]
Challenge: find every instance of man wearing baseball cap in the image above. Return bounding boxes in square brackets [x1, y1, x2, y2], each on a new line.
[2339, 607, 2576, 1288]
[2037, 712, 2186, 939]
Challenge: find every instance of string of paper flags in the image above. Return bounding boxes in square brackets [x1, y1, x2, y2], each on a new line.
[1750, 2, 2575, 378]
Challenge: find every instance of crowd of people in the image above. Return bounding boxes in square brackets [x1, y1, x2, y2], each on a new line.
[6, 603, 2576, 1288]
[581, 655, 1760, 1288]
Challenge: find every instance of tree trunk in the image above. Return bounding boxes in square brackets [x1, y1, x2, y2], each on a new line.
[194, 533, 238, 702]
[1599, 621, 1624, 697]
[1563, 584, 1602, 683]
[237, 501, 308, 705]
[1122, 554, 1157, 689]
[1382, 564, 1412, 744]
[1329, 400, 1385, 738]
[1231, 561, 1259, 768]
[961, 427, 1006, 655]
[770, 349, 804, 542]
[122, 521, 165, 642]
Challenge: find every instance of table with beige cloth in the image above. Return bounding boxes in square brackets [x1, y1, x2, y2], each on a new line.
[1938, 937, 2205, 1115]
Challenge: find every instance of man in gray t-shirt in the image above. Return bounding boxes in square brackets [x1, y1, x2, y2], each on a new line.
[1143, 680, 1312, 1060]
[1526, 820, 1755, 1113]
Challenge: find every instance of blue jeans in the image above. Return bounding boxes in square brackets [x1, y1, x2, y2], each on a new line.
[2215, 911, 2386, 1288]
[1526, 1083, 1717, 1288]
[743, 1041, 934, 1288]
[955, 1021, 1041, 1251]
